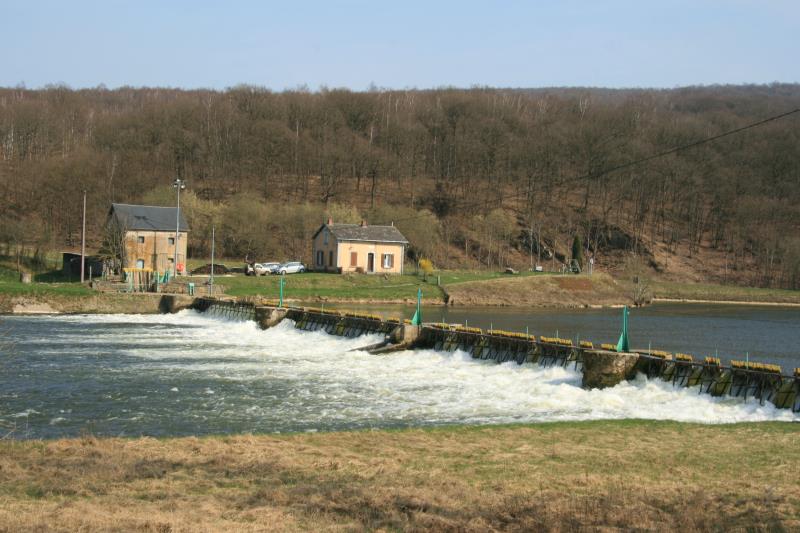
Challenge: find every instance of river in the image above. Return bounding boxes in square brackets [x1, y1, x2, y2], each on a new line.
[1, 303, 798, 439]
[334, 302, 800, 369]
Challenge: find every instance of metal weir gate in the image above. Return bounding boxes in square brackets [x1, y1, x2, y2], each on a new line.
[194, 298, 256, 321]
[286, 309, 399, 337]
[421, 327, 580, 368]
[635, 356, 799, 410]
[191, 298, 800, 412]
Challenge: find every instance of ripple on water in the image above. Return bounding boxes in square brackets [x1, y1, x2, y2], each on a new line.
[0, 310, 796, 438]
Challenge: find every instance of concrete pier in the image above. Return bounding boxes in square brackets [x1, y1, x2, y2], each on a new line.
[255, 306, 288, 329]
[158, 294, 196, 313]
[582, 350, 639, 389]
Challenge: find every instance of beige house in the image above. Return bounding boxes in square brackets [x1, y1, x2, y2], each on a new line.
[312, 219, 408, 274]
[107, 203, 189, 273]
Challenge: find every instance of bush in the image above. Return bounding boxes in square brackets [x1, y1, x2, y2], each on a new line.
[419, 258, 434, 280]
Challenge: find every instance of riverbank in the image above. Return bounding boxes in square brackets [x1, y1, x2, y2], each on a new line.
[0, 420, 797, 531]
[649, 280, 800, 305]
[0, 293, 194, 315]
[444, 272, 631, 307]
[3, 263, 800, 314]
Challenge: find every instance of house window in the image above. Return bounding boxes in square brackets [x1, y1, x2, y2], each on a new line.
[168, 257, 174, 267]
[137, 236, 145, 244]
[329, 250, 334, 266]
[350, 252, 358, 267]
[168, 237, 175, 245]
[382, 254, 394, 269]
[136, 259, 145, 269]
[316, 250, 324, 266]
[323, 229, 329, 245]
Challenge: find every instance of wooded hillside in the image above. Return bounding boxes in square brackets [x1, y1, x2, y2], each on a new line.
[1, 84, 799, 287]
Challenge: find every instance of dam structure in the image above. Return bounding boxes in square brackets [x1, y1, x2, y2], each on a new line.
[189, 297, 800, 413]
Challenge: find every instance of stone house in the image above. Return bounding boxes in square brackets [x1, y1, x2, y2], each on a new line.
[311, 219, 408, 274]
[107, 203, 189, 273]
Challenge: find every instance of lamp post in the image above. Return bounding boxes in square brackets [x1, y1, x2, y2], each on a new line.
[80, 190, 86, 283]
[173, 178, 186, 277]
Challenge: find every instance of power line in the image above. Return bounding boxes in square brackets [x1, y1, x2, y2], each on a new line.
[375, 107, 800, 226]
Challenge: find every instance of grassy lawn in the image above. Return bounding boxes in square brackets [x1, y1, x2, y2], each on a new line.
[194, 272, 447, 301]
[0, 264, 93, 298]
[187, 268, 547, 301]
[1, 420, 797, 531]
[651, 280, 800, 304]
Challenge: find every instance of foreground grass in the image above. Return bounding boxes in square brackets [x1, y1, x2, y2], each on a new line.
[1, 421, 797, 531]
[651, 280, 800, 304]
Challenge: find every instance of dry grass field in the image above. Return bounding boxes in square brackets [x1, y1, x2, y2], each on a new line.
[444, 273, 631, 307]
[1, 420, 798, 532]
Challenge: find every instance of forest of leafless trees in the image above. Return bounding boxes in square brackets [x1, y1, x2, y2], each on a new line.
[0, 84, 799, 288]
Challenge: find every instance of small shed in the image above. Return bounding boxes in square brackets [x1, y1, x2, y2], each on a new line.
[61, 252, 104, 279]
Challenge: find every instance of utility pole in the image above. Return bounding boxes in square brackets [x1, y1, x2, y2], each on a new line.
[529, 224, 534, 271]
[80, 190, 86, 283]
[173, 178, 186, 277]
[210, 225, 215, 296]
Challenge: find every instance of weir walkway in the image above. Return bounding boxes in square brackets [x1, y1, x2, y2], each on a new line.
[187, 297, 800, 413]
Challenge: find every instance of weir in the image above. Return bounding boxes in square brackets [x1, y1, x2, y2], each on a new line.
[190, 297, 800, 412]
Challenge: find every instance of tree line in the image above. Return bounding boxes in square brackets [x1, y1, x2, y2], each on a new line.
[0, 83, 798, 287]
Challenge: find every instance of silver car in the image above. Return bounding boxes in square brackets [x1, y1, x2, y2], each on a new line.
[254, 262, 280, 276]
[276, 261, 306, 275]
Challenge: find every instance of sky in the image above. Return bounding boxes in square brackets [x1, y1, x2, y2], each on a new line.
[3, 0, 798, 90]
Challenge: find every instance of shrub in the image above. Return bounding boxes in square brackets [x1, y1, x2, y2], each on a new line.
[419, 258, 434, 280]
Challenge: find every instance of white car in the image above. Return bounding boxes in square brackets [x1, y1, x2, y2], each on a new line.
[276, 261, 306, 275]
[254, 262, 280, 276]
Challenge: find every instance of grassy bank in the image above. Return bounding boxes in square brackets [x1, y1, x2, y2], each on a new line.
[444, 272, 630, 307]
[3, 257, 799, 313]
[0, 265, 93, 299]
[650, 280, 800, 305]
[192, 270, 545, 303]
[0, 420, 797, 531]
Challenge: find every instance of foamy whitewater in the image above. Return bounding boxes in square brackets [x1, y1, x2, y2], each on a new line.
[1, 311, 796, 438]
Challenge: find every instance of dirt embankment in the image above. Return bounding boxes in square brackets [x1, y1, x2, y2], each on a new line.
[444, 273, 632, 307]
[0, 293, 194, 315]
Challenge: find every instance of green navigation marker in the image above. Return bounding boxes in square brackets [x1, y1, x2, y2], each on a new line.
[411, 288, 422, 326]
[616, 305, 630, 352]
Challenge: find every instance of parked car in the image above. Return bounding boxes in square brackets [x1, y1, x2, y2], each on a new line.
[276, 261, 306, 275]
[254, 262, 280, 276]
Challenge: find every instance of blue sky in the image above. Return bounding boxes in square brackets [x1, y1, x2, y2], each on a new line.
[3, 0, 798, 90]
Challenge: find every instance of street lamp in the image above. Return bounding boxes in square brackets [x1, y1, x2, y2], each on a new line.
[173, 178, 186, 277]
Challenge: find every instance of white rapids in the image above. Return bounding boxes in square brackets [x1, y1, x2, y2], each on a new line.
[1, 310, 796, 438]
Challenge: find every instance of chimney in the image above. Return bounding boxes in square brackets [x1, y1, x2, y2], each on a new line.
[360, 219, 367, 227]
[327, 217, 333, 226]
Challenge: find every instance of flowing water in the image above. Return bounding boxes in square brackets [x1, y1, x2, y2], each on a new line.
[1, 305, 798, 439]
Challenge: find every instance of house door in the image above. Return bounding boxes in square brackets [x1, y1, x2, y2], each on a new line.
[367, 253, 375, 273]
